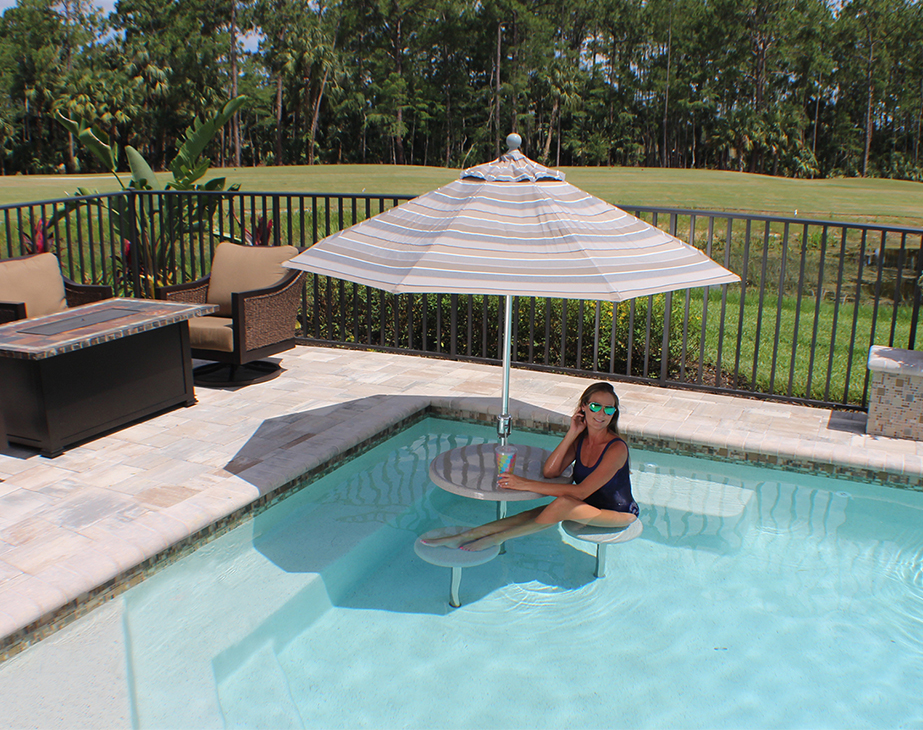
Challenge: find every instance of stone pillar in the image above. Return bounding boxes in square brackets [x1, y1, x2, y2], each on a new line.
[867, 345, 923, 440]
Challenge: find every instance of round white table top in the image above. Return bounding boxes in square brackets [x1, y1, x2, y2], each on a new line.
[428, 443, 572, 502]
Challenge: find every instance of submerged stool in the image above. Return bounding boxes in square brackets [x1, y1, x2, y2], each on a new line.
[415, 527, 500, 608]
[561, 519, 643, 578]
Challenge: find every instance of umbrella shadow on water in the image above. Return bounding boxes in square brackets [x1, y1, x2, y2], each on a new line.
[225, 395, 600, 612]
[211, 403, 604, 681]
[210, 504, 606, 697]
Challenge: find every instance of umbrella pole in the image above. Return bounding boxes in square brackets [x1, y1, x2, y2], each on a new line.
[498, 294, 513, 445]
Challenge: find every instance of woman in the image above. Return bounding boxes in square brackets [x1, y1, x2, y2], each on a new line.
[424, 382, 639, 551]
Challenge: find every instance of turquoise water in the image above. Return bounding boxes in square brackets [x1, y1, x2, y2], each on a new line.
[123, 418, 923, 729]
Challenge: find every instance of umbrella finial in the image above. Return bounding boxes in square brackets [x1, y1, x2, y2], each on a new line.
[505, 133, 522, 152]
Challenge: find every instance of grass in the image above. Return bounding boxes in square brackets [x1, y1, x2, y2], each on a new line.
[2, 164, 922, 228]
[302, 284, 917, 406]
[678, 287, 919, 404]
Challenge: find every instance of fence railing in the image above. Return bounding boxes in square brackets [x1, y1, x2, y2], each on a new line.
[2, 189, 922, 410]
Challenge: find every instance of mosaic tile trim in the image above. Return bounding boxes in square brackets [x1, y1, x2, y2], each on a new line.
[621, 435, 923, 491]
[866, 369, 923, 442]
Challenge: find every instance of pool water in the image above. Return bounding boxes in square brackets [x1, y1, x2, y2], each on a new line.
[123, 418, 923, 729]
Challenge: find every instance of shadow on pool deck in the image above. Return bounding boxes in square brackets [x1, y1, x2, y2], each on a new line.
[222, 394, 569, 493]
[223, 395, 401, 478]
[827, 410, 867, 435]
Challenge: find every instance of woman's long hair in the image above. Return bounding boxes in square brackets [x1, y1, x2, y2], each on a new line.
[577, 382, 620, 436]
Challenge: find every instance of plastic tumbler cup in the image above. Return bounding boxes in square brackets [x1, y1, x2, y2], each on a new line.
[495, 444, 518, 483]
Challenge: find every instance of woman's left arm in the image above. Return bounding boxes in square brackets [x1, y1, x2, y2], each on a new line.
[499, 440, 627, 500]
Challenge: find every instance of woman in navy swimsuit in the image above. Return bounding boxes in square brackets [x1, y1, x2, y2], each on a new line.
[424, 382, 639, 551]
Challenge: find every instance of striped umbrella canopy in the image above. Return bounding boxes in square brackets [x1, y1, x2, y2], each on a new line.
[285, 138, 738, 301]
[286, 136, 738, 442]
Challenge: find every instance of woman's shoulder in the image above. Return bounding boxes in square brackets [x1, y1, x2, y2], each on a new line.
[600, 435, 628, 459]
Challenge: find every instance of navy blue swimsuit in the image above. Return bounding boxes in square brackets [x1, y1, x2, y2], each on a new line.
[572, 436, 639, 515]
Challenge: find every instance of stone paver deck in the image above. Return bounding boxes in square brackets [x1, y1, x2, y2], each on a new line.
[2, 345, 922, 661]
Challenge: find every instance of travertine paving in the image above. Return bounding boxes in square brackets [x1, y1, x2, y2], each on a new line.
[2, 344, 922, 659]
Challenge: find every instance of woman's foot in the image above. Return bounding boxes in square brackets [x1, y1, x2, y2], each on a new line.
[459, 536, 500, 552]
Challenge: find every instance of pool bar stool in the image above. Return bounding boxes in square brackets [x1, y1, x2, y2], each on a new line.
[561, 519, 643, 578]
[415, 528, 500, 608]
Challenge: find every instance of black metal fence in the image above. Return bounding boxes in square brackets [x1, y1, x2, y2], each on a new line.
[2, 189, 922, 410]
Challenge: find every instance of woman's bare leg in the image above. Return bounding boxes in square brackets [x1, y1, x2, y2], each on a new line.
[423, 498, 636, 552]
[458, 517, 553, 551]
[457, 496, 629, 551]
[421, 507, 544, 548]
[535, 496, 637, 528]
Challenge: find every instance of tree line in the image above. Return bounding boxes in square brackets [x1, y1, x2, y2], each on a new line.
[1, 0, 922, 181]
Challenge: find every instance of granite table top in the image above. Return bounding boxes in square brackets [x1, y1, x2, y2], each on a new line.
[0, 298, 217, 360]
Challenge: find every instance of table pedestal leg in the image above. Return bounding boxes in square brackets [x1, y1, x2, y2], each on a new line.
[449, 566, 462, 607]
[496, 501, 508, 554]
[595, 544, 609, 578]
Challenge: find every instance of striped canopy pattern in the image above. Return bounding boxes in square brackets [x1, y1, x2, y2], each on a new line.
[285, 150, 739, 302]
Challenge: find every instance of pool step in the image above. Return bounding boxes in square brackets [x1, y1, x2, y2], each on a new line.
[633, 471, 756, 552]
[129, 430, 473, 728]
[124, 526, 329, 729]
[207, 498, 430, 718]
[216, 642, 305, 730]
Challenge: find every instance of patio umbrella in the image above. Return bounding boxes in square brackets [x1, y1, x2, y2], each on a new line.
[285, 135, 739, 443]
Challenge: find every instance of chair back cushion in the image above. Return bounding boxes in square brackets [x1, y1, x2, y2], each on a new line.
[206, 242, 299, 316]
[0, 253, 67, 318]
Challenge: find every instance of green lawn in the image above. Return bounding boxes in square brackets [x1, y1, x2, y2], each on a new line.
[2, 164, 922, 228]
[678, 287, 919, 404]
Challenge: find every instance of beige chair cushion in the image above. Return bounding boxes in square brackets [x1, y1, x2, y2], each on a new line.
[206, 243, 298, 317]
[188, 316, 235, 352]
[0, 253, 67, 318]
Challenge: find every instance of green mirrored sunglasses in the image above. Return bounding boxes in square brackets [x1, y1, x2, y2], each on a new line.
[586, 402, 617, 416]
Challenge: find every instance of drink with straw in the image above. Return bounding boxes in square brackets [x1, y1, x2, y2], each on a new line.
[495, 444, 517, 485]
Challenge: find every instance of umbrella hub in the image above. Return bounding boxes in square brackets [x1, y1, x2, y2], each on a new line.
[461, 147, 565, 184]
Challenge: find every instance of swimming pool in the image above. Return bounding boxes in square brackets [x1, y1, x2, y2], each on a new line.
[122, 418, 923, 729]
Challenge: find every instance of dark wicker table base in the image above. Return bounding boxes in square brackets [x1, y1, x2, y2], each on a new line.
[0, 300, 212, 457]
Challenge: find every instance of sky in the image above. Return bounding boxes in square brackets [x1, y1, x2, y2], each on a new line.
[0, 0, 261, 51]
[0, 0, 117, 12]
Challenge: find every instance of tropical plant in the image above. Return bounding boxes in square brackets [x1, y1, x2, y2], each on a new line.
[55, 95, 247, 296]
[220, 211, 273, 246]
[20, 216, 53, 254]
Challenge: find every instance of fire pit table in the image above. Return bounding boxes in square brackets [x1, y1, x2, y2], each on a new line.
[0, 298, 216, 456]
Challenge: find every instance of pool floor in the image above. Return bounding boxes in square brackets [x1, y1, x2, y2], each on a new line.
[121, 419, 923, 729]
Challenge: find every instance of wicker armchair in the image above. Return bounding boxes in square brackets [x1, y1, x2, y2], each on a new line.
[0, 252, 112, 324]
[156, 242, 304, 386]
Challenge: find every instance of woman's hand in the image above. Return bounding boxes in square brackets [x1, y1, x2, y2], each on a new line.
[568, 408, 587, 436]
[498, 472, 531, 491]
